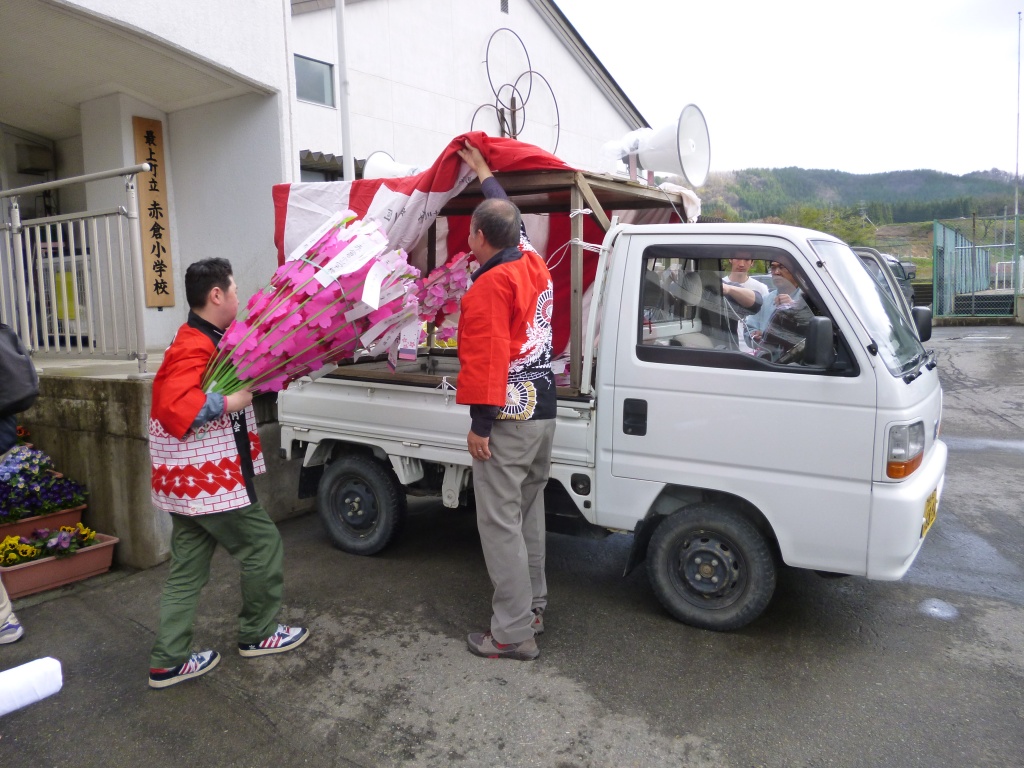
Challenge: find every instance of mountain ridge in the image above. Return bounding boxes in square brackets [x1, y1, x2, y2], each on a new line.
[697, 167, 1017, 223]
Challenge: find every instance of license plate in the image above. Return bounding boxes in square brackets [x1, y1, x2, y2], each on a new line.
[921, 489, 938, 537]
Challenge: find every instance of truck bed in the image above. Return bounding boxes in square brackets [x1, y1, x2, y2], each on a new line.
[277, 353, 595, 469]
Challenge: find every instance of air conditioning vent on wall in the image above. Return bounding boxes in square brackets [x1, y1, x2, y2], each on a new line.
[15, 144, 54, 175]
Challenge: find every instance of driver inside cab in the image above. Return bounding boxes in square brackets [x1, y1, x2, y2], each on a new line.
[746, 260, 813, 362]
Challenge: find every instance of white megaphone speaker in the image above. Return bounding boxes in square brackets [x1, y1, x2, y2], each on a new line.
[605, 104, 710, 188]
[361, 151, 422, 180]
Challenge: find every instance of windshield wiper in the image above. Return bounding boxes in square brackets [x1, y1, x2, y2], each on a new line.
[902, 352, 925, 383]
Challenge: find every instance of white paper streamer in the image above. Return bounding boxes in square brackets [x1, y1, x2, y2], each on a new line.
[360, 259, 389, 309]
[0, 657, 63, 717]
[344, 283, 408, 323]
[315, 231, 388, 287]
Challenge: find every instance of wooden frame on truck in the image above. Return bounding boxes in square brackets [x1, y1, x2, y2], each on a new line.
[432, 169, 689, 395]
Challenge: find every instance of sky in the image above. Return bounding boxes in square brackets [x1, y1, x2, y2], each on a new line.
[555, 0, 1022, 176]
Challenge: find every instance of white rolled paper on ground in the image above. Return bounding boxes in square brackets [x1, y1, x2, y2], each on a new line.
[0, 657, 63, 717]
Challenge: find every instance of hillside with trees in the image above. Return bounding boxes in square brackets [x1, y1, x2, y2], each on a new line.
[697, 167, 1016, 226]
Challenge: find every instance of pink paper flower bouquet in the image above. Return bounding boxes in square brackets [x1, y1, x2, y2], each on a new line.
[201, 213, 422, 395]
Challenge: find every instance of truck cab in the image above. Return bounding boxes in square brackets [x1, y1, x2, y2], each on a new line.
[594, 224, 944, 628]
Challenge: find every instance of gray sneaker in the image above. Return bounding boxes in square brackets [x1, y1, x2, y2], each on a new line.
[467, 631, 539, 660]
[531, 608, 544, 635]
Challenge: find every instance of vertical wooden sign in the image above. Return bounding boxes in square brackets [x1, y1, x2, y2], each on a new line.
[132, 117, 175, 307]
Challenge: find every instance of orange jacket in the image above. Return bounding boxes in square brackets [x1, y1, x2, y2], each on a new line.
[151, 324, 212, 440]
[457, 245, 555, 422]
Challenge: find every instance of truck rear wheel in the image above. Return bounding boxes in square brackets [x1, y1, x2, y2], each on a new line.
[647, 503, 776, 631]
[317, 455, 406, 555]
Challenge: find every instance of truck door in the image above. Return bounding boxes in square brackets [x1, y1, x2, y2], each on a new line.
[604, 235, 878, 575]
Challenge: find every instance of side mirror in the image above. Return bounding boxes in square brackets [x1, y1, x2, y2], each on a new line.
[804, 316, 835, 368]
[911, 306, 932, 342]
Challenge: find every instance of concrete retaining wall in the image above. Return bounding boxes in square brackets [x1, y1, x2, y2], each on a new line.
[21, 377, 313, 570]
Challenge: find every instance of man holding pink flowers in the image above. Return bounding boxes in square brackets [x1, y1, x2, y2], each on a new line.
[147, 258, 308, 689]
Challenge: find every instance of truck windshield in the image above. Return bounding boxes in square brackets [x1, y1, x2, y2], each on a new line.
[810, 239, 925, 376]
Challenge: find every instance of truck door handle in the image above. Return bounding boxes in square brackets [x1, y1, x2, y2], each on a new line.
[623, 398, 648, 436]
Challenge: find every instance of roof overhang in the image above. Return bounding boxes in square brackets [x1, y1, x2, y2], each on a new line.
[0, 0, 273, 142]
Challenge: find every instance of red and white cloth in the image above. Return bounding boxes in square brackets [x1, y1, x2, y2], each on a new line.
[149, 323, 266, 516]
[150, 407, 266, 516]
[273, 133, 698, 357]
[273, 131, 570, 264]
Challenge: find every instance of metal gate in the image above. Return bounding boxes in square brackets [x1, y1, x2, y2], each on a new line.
[0, 164, 151, 373]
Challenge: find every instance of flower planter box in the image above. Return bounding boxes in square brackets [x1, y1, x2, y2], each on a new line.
[0, 533, 118, 599]
[0, 505, 86, 541]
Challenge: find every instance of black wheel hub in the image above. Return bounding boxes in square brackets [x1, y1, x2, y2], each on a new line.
[677, 533, 743, 601]
[334, 479, 379, 531]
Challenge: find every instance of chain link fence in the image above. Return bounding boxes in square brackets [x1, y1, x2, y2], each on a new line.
[933, 215, 1020, 317]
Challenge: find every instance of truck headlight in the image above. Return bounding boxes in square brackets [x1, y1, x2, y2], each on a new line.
[887, 421, 925, 479]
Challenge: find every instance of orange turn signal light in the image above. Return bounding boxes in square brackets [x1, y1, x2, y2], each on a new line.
[887, 452, 923, 479]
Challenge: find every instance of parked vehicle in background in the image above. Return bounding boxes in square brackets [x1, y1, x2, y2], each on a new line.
[885, 256, 916, 305]
[901, 260, 917, 280]
[854, 247, 915, 310]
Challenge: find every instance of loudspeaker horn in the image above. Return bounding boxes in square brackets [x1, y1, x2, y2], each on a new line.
[605, 104, 710, 188]
[361, 151, 422, 180]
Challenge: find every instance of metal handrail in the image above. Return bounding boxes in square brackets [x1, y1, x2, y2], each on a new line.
[2, 163, 152, 373]
[0, 163, 150, 199]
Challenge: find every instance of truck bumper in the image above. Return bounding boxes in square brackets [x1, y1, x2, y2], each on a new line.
[866, 440, 948, 580]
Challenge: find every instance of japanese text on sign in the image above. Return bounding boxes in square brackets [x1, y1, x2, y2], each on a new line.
[132, 117, 175, 307]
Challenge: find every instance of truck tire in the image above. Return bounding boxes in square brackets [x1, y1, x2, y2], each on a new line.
[317, 455, 406, 555]
[647, 503, 776, 631]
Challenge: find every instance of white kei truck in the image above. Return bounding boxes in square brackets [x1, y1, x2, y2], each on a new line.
[277, 171, 946, 631]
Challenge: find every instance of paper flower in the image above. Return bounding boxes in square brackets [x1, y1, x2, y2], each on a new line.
[201, 214, 424, 396]
[414, 251, 477, 344]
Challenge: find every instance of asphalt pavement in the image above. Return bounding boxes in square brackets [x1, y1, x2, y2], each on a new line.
[1, 325, 1022, 768]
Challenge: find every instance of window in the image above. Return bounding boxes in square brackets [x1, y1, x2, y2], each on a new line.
[295, 55, 335, 107]
[812, 239, 922, 377]
[636, 244, 853, 374]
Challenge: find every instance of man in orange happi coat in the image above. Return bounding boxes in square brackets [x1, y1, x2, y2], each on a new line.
[456, 141, 556, 661]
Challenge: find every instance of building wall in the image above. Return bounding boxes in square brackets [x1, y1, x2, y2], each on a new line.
[291, 0, 636, 171]
[66, 0, 292, 92]
[80, 93, 185, 348]
[65, 0, 296, 348]
[55, 136, 86, 214]
[168, 93, 291, 322]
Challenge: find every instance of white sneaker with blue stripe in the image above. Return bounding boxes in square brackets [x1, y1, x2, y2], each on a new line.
[238, 624, 308, 657]
[0, 612, 24, 644]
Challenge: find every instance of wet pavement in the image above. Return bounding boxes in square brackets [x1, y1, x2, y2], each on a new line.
[1, 325, 1022, 767]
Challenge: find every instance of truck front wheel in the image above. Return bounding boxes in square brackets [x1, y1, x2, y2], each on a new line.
[317, 455, 406, 555]
[647, 503, 776, 631]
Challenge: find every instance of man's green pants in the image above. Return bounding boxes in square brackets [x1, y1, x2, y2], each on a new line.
[150, 502, 283, 668]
